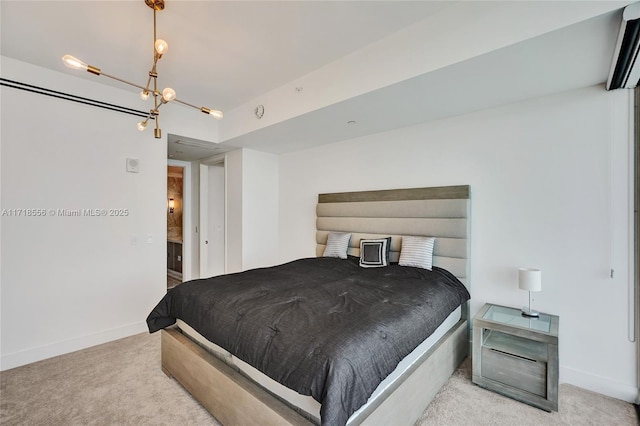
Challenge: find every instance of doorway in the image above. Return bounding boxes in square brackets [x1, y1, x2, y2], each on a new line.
[167, 165, 183, 288]
[167, 159, 193, 289]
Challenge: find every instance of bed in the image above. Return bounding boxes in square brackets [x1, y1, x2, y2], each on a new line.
[147, 185, 471, 425]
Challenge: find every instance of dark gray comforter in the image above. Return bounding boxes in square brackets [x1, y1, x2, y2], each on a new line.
[147, 256, 469, 425]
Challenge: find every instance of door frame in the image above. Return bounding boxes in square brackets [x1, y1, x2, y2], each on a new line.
[168, 159, 192, 282]
[199, 153, 227, 278]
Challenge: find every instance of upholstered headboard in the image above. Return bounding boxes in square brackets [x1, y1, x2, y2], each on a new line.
[316, 185, 470, 289]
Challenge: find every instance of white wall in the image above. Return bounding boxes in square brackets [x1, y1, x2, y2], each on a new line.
[241, 149, 279, 271]
[0, 56, 213, 369]
[278, 85, 636, 402]
[225, 149, 244, 273]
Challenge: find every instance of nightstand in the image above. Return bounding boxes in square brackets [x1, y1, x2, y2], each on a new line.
[472, 303, 559, 411]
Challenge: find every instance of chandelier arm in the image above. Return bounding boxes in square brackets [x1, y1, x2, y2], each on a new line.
[154, 102, 162, 139]
[142, 74, 153, 94]
[173, 99, 223, 119]
[173, 98, 199, 110]
[154, 7, 157, 46]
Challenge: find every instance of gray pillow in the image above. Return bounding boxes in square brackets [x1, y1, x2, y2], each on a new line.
[359, 237, 391, 268]
[323, 232, 351, 259]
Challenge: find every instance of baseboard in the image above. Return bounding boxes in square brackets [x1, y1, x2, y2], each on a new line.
[560, 366, 638, 403]
[0, 321, 148, 371]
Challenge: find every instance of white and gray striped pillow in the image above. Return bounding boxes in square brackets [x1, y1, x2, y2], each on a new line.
[399, 236, 435, 270]
[323, 232, 352, 259]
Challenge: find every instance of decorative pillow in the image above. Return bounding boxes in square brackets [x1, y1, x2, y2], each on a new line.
[359, 237, 391, 268]
[399, 236, 436, 270]
[323, 232, 351, 259]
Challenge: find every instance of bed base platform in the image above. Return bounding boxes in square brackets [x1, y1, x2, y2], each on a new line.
[161, 318, 468, 426]
[161, 326, 314, 426]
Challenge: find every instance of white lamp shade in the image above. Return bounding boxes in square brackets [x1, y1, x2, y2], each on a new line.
[518, 268, 542, 292]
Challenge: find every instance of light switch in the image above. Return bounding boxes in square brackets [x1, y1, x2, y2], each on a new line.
[147, 234, 153, 244]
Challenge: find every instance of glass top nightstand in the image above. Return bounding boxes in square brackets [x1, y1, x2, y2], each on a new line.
[472, 303, 559, 412]
[482, 304, 552, 333]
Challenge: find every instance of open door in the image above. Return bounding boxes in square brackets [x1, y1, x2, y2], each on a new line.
[199, 157, 226, 278]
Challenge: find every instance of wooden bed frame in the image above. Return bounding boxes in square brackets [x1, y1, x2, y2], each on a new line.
[161, 185, 471, 425]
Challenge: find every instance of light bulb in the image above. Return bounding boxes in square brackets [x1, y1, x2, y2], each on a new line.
[201, 107, 223, 120]
[162, 87, 176, 102]
[62, 54, 88, 71]
[209, 109, 223, 120]
[154, 39, 168, 55]
[137, 120, 148, 131]
[140, 90, 150, 101]
[61, 54, 100, 75]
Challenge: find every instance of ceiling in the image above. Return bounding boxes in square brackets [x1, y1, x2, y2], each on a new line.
[0, 1, 630, 160]
[223, 9, 625, 154]
[0, 1, 450, 112]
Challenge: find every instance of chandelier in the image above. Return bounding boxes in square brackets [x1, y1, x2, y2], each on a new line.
[62, 0, 222, 139]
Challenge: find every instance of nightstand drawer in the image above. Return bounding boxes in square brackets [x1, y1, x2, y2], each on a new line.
[481, 346, 546, 397]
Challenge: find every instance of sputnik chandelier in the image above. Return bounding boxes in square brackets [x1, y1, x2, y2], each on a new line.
[62, 0, 222, 139]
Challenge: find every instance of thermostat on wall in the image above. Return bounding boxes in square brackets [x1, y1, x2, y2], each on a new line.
[254, 104, 264, 119]
[126, 158, 140, 173]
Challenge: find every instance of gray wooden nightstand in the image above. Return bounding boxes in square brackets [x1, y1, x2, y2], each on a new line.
[472, 303, 559, 411]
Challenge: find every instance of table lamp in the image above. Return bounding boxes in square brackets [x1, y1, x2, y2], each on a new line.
[519, 268, 541, 317]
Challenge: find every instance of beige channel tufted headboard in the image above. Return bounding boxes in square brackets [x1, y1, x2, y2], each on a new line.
[316, 185, 471, 289]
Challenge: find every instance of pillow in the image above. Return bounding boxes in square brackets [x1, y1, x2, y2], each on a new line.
[359, 237, 392, 268]
[323, 232, 351, 259]
[399, 236, 436, 270]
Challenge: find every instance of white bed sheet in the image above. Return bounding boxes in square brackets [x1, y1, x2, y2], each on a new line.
[177, 306, 461, 424]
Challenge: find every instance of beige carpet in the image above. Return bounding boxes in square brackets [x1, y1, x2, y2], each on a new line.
[0, 332, 637, 425]
[418, 358, 637, 426]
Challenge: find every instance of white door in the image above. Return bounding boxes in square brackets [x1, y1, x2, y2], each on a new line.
[199, 162, 225, 278]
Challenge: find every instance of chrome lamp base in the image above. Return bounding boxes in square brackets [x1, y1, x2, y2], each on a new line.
[521, 290, 540, 317]
[521, 306, 540, 317]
